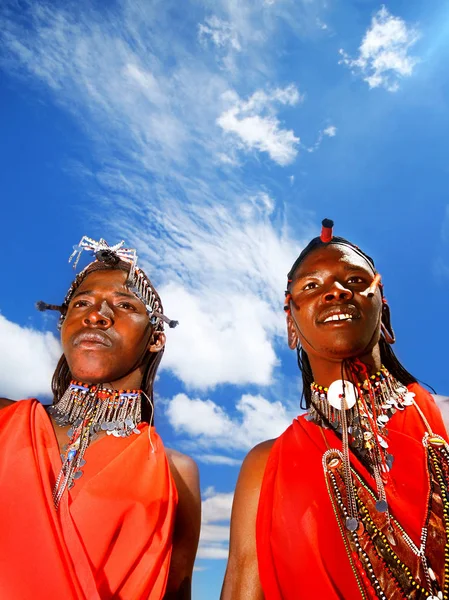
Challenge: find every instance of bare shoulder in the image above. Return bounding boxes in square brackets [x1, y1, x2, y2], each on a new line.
[238, 438, 276, 487]
[164, 448, 201, 597]
[0, 398, 15, 411]
[165, 447, 199, 482]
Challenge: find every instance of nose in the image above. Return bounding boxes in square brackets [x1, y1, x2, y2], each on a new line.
[322, 281, 353, 303]
[82, 301, 114, 328]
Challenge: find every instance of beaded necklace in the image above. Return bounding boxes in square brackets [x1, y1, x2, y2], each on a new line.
[323, 433, 449, 600]
[48, 381, 148, 509]
[311, 370, 449, 599]
[308, 367, 414, 528]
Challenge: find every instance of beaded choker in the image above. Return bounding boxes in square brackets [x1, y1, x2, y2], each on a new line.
[48, 381, 147, 509]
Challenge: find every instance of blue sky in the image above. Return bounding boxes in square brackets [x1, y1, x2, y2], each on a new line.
[1, 0, 449, 597]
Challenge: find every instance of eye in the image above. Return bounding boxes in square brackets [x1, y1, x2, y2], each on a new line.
[72, 299, 91, 308]
[303, 282, 319, 291]
[347, 276, 364, 284]
[117, 302, 136, 311]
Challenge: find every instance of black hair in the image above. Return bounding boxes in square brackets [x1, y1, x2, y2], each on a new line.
[288, 219, 418, 407]
[50, 260, 164, 424]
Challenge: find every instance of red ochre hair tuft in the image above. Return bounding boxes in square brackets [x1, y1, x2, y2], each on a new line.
[320, 218, 334, 243]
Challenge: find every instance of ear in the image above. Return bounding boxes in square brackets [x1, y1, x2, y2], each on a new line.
[148, 331, 166, 353]
[286, 314, 299, 350]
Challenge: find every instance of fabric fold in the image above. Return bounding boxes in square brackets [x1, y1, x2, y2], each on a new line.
[0, 399, 177, 600]
[256, 384, 448, 599]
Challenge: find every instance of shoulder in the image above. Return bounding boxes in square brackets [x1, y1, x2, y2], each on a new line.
[230, 439, 276, 534]
[237, 438, 276, 489]
[165, 446, 201, 524]
[163, 448, 201, 595]
[0, 398, 15, 411]
[230, 439, 277, 521]
[166, 447, 199, 484]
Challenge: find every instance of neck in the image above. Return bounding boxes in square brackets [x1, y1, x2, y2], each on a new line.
[307, 346, 382, 388]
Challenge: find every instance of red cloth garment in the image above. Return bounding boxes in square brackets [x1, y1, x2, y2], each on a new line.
[0, 399, 177, 600]
[256, 384, 448, 599]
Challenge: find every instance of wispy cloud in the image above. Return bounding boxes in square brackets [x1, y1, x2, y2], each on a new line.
[339, 6, 420, 92]
[0, 1, 317, 393]
[306, 124, 337, 153]
[0, 315, 60, 399]
[217, 86, 302, 165]
[198, 16, 241, 52]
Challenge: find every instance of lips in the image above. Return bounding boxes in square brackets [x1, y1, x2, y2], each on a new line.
[72, 331, 113, 348]
[317, 304, 361, 324]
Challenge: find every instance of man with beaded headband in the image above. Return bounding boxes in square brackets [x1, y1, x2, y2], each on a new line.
[0, 237, 201, 600]
[222, 220, 449, 600]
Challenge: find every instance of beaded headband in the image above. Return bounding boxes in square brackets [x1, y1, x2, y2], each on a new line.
[37, 236, 178, 331]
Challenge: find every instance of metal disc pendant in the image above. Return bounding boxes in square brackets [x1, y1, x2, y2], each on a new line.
[345, 517, 358, 532]
[403, 392, 415, 406]
[327, 380, 357, 410]
[375, 499, 388, 513]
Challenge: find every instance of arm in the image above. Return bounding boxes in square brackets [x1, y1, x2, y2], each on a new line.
[220, 439, 275, 600]
[164, 449, 201, 600]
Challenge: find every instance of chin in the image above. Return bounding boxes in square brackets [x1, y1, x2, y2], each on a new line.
[68, 362, 119, 385]
[323, 341, 372, 360]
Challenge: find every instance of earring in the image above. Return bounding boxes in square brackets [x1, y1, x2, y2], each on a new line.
[381, 302, 396, 344]
[381, 322, 396, 344]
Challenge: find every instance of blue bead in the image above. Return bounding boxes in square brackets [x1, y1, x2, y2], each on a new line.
[68, 449, 77, 460]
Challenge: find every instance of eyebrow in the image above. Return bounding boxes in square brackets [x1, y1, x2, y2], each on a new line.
[71, 289, 139, 301]
[294, 264, 371, 282]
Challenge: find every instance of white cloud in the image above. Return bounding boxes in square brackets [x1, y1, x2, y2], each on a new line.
[197, 487, 233, 560]
[217, 86, 302, 165]
[195, 454, 242, 466]
[323, 125, 337, 137]
[198, 16, 241, 51]
[0, 1, 312, 390]
[307, 124, 337, 152]
[166, 392, 292, 450]
[0, 315, 60, 399]
[339, 6, 420, 92]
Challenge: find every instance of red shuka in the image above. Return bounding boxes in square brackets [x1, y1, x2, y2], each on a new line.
[256, 384, 448, 599]
[0, 399, 177, 599]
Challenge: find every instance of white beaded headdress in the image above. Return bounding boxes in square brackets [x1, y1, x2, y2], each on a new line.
[37, 236, 178, 331]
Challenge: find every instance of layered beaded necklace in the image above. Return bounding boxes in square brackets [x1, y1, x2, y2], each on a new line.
[48, 381, 146, 509]
[308, 367, 414, 525]
[308, 367, 449, 599]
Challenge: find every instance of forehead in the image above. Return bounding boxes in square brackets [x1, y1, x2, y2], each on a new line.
[292, 244, 375, 281]
[76, 268, 129, 292]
